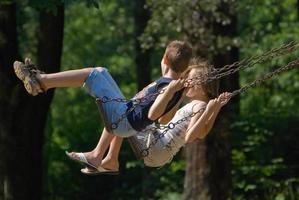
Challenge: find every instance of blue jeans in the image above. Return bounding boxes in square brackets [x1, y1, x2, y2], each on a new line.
[84, 67, 137, 137]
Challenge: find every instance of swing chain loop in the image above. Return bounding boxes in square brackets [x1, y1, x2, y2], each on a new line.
[110, 123, 118, 130]
[102, 96, 109, 103]
[167, 123, 175, 129]
[141, 149, 149, 157]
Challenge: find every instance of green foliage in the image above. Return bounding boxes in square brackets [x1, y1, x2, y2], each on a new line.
[43, 1, 139, 199]
[231, 114, 299, 199]
[230, 0, 299, 199]
[141, 0, 238, 58]
[16, 0, 299, 199]
[0, 0, 13, 5]
[27, 0, 101, 12]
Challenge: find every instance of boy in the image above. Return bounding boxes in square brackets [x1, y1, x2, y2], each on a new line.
[14, 40, 193, 173]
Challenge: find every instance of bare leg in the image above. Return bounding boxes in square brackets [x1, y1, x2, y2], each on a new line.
[101, 136, 123, 170]
[37, 67, 93, 90]
[69, 127, 114, 167]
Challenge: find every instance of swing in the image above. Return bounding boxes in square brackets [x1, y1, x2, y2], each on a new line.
[95, 42, 299, 160]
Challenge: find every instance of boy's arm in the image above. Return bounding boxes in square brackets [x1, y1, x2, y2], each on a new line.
[148, 79, 185, 121]
[184, 92, 231, 143]
[158, 95, 185, 124]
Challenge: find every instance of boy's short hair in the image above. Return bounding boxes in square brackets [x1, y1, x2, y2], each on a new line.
[186, 57, 219, 99]
[165, 40, 193, 73]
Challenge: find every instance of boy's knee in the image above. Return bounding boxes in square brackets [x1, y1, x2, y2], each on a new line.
[96, 67, 106, 72]
[84, 67, 93, 74]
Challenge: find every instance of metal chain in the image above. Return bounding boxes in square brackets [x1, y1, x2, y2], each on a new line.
[140, 107, 206, 157]
[97, 42, 299, 130]
[108, 101, 139, 130]
[138, 58, 299, 157]
[187, 41, 299, 87]
[210, 41, 299, 75]
[231, 58, 299, 97]
[96, 87, 165, 130]
[97, 41, 299, 105]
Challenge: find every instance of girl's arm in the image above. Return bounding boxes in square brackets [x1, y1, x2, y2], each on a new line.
[158, 94, 185, 124]
[184, 103, 211, 143]
[184, 92, 231, 143]
[148, 79, 185, 121]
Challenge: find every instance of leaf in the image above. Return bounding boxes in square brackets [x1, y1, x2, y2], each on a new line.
[275, 193, 285, 200]
[244, 184, 256, 191]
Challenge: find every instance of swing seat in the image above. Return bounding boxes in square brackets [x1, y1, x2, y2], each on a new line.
[95, 99, 144, 160]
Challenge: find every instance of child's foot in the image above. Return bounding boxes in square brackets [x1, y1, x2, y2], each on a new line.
[13, 58, 45, 96]
[80, 166, 119, 176]
[101, 157, 119, 172]
[80, 158, 119, 176]
[66, 151, 101, 168]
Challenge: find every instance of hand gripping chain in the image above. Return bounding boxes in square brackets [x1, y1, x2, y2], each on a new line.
[97, 41, 299, 132]
[136, 58, 299, 158]
[94, 42, 299, 158]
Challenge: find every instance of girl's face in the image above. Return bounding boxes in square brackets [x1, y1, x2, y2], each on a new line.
[185, 69, 205, 98]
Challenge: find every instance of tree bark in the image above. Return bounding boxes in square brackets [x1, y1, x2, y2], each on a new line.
[0, 2, 20, 200]
[132, 0, 154, 198]
[183, 4, 239, 200]
[133, 0, 151, 90]
[35, 5, 64, 198]
[208, 46, 239, 200]
[0, 3, 64, 199]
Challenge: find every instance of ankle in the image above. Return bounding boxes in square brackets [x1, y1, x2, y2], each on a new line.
[102, 160, 119, 169]
[102, 156, 119, 165]
[89, 151, 103, 161]
[37, 74, 48, 92]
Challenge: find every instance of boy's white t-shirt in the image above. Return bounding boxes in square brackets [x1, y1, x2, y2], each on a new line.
[140, 100, 206, 167]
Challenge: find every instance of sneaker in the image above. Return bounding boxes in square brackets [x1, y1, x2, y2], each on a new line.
[13, 58, 44, 96]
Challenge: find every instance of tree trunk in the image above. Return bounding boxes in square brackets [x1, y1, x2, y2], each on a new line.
[37, 6, 64, 74]
[183, 5, 239, 200]
[0, 2, 20, 200]
[0, 3, 64, 199]
[36, 5, 64, 198]
[133, 0, 151, 90]
[132, 0, 154, 198]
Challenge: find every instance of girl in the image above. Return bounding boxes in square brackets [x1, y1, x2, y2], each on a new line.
[81, 59, 231, 174]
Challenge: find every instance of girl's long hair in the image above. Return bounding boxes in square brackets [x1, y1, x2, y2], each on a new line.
[181, 57, 219, 99]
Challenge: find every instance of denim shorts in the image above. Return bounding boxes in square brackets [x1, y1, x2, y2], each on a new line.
[83, 67, 137, 137]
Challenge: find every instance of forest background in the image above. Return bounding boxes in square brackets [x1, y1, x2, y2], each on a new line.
[0, 0, 299, 199]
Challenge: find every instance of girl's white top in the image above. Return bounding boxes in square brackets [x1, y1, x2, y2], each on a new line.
[139, 101, 206, 167]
